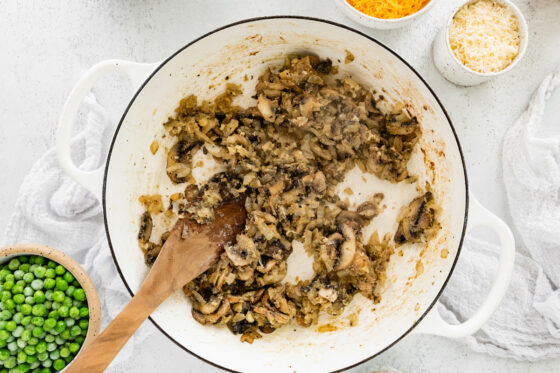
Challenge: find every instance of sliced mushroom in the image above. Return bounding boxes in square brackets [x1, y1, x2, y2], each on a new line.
[312, 171, 327, 193]
[166, 140, 202, 183]
[257, 95, 278, 122]
[335, 223, 356, 271]
[394, 192, 437, 244]
[356, 193, 384, 220]
[386, 116, 418, 136]
[144, 243, 162, 265]
[192, 291, 223, 314]
[335, 210, 363, 231]
[318, 287, 338, 302]
[192, 298, 231, 325]
[253, 306, 290, 328]
[225, 234, 258, 267]
[137, 212, 152, 242]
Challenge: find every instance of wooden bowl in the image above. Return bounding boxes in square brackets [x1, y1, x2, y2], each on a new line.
[0, 243, 102, 369]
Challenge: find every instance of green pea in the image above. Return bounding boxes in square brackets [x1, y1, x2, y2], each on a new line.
[47, 261, 56, 269]
[43, 279, 55, 291]
[59, 347, 70, 358]
[20, 304, 31, 316]
[63, 318, 74, 328]
[12, 326, 23, 338]
[31, 327, 42, 338]
[23, 287, 33, 297]
[69, 307, 79, 319]
[31, 317, 43, 327]
[0, 339, 5, 348]
[5, 322, 16, 332]
[64, 286, 75, 297]
[68, 342, 80, 353]
[0, 291, 10, 303]
[3, 300, 15, 311]
[37, 350, 48, 361]
[17, 350, 27, 363]
[20, 316, 31, 326]
[59, 329, 70, 341]
[13, 271, 24, 281]
[0, 331, 9, 341]
[44, 335, 54, 343]
[54, 266, 65, 276]
[49, 349, 60, 360]
[8, 260, 20, 271]
[78, 319, 88, 330]
[54, 321, 65, 334]
[47, 311, 58, 320]
[5, 275, 14, 282]
[0, 348, 8, 360]
[57, 306, 68, 318]
[24, 296, 34, 305]
[3, 281, 14, 291]
[45, 269, 56, 280]
[4, 355, 16, 369]
[11, 284, 23, 294]
[55, 279, 68, 292]
[13, 295, 24, 305]
[73, 289, 86, 302]
[42, 358, 52, 367]
[30, 280, 43, 291]
[46, 342, 56, 352]
[69, 326, 81, 337]
[43, 319, 56, 332]
[79, 307, 89, 318]
[20, 330, 31, 342]
[27, 337, 38, 346]
[53, 358, 65, 371]
[22, 273, 33, 284]
[52, 291, 64, 303]
[31, 305, 46, 317]
[0, 311, 12, 321]
[0, 321, 5, 330]
[18, 264, 30, 273]
[33, 291, 45, 304]
[23, 345, 35, 355]
[62, 297, 72, 307]
[0, 270, 9, 281]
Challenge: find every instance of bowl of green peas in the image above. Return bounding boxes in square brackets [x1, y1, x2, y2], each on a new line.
[0, 244, 101, 373]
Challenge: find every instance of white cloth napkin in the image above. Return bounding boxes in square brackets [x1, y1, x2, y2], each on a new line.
[1, 93, 155, 371]
[3, 69, 560, 369]
[438, 67, 560, 361]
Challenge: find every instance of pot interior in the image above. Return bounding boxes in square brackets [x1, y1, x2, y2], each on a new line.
[103, 17, 467, 373]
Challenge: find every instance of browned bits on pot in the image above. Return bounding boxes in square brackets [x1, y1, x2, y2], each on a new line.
[138, 55, 438, 341]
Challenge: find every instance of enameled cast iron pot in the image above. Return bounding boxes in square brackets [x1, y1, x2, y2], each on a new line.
[56, 17, 515, 373]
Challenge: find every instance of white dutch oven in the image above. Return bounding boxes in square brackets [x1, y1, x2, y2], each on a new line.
[56, 17, 515, 373]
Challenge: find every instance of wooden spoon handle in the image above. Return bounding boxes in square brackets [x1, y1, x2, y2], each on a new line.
[66, 281, 172, 373]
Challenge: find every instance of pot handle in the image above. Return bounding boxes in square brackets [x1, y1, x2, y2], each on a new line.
[413, 193, 515, 338]
[56, 60, 160, 201]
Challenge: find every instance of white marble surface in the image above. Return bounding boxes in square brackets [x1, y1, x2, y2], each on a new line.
[1, 0, 560, 372]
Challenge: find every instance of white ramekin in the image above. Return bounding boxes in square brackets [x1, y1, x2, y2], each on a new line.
[432, 0, 528, 86]
[335, 0, 441, 30]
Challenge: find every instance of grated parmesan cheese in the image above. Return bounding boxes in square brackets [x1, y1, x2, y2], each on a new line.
[346, 0, 430, 19]
[449, 0, 521, 74]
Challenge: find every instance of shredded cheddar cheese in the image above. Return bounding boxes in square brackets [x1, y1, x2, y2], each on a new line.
[449, 0, 521, 73]
[347, 0, 430, 19]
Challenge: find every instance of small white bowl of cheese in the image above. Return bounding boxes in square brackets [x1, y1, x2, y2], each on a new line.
[432, 0, 528, 86]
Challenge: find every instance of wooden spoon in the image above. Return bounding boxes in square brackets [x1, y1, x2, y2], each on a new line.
[67, 200, 247, 372]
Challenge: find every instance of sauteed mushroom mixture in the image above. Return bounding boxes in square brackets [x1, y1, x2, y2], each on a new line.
[137, 55, 440, 342]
